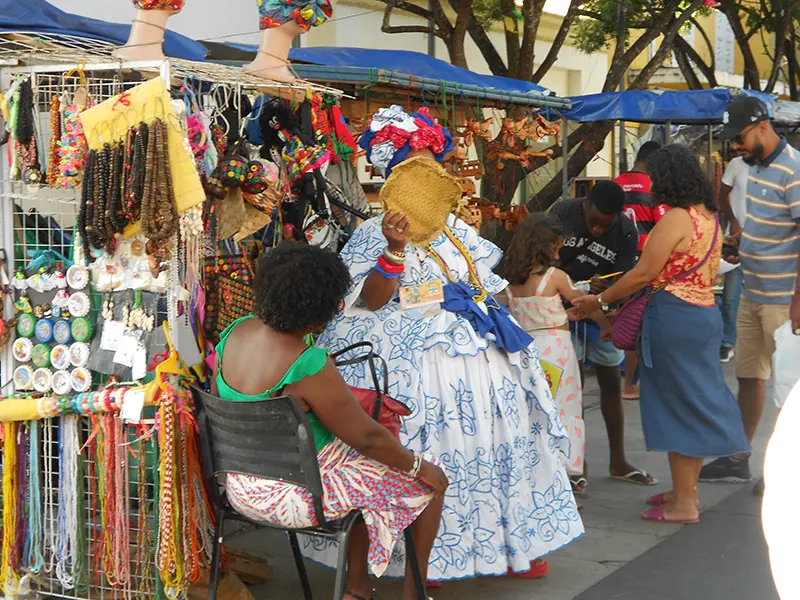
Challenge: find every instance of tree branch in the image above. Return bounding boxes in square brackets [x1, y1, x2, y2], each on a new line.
[518, 0, 547, 80]
[532, 0, 581, 83]
[675, 35, 718, 87]
[719, 0, 762, 89]
[501, 0, 520, 76]
[674, 42, 703, 89]
[453, 0, 509, 77]
[628, 0, 705, 90]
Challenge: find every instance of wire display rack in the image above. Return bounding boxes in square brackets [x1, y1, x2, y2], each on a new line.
[30, 416, 159, 600]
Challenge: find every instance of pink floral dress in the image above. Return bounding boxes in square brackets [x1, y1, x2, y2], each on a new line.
[506, 268, 585, 475]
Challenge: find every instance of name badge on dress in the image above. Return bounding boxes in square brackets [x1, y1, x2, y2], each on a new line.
[399, 281, 445, 311]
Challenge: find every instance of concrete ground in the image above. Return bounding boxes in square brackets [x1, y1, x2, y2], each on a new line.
[225, 364, 780, 600]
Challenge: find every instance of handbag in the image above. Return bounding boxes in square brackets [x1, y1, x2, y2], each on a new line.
[330, 342, 411, 439]
[612, 215, 719, 351]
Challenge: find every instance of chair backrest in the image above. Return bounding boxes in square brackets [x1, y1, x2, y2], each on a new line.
[191, 385, 328, 527]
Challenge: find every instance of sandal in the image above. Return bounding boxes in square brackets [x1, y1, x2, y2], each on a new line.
[641, 506, 699, 525]
[569, 476, 588, 495]
[610, 469, 658, 486]
[507, 559, 549, 579]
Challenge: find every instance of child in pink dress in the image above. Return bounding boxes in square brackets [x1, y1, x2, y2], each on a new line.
[503, 213, 611, 476]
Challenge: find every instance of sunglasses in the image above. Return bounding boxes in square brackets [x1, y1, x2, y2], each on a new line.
[732, 123, 759, 145]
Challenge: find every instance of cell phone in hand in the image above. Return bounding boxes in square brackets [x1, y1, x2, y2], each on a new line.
[722, 243, 739, 258]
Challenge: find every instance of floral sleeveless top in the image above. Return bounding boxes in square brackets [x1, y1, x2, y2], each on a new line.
[650, 207, 721, 307]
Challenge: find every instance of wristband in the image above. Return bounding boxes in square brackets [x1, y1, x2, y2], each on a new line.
[377, 255, 405, 274]
[373, 264, 401, 280]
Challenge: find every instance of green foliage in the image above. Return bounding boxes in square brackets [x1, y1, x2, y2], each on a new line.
[473, 0, 505, 26]
[571, 0, 707, 54]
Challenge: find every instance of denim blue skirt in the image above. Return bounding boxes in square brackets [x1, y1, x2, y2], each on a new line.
[638, 291, 751, 458]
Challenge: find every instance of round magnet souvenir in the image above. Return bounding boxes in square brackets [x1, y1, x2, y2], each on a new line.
[66, 265, 89, 290]
[68, 292, 90, 317]
[52, 370, 71, 395]
[13, 365, 33, 390]
[50, 344, 70, 371]
[68, 342, 90, 368]
[32, 343, 52, 368]
[16, 313, 35, 338]
[32, 368, 53, 393]
[53, 319, 73, 345]
[71, 367, 92, 392]
[12, 337, 34, 362]
[34, 318, 55, 343]
[71, 317, 94, 342]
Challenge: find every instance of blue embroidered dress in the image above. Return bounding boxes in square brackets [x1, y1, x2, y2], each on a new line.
[305, 215, 584, 580]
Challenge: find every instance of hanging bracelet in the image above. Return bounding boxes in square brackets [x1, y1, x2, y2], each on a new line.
[408, 452, 423, 478]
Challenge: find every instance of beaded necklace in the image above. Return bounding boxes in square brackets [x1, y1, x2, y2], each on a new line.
[12, 426, 27, 574]
[141, 119, 179, 245]
[55, 415, 80, 589]
[24, 420, 44, 575]
[156, 389, 183, 597]
[47, 96, 61, 186]
[424, 227, 488, 303]
[78, 149, 97, 261]
[42, 418, 56, 575]
[1, 422, 19, 596]
[136, 429, 155, 597]
[111, 414, 131, 592]
[107, 141, 126, 242]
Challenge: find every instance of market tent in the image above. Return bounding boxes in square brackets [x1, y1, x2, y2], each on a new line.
[211, 43, 570, 109]
[555, 88, 776, 124]
[287, 46, 552, 96]
[0, 0, 208, 62]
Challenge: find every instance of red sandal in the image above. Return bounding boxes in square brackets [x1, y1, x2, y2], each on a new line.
[507, 559, 549, 578]
[641, 506, 699, 524]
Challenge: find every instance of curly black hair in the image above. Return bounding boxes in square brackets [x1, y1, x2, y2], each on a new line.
[646, 144, 716, 212]
[503, 212, 564, 285]
[253, 242, 351, 333]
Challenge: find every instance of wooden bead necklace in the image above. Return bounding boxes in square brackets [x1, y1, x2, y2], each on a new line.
[47, 96, 62, 186]
[141, 119, 178, 246]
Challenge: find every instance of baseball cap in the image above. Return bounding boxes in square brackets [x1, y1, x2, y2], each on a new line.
[719, 96, 770, 140]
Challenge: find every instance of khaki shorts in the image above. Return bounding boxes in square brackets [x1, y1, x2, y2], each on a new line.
[735, 298, 791, 380]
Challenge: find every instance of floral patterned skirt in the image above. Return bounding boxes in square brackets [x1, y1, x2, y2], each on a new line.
[226, 438, 436, 577]
[531, 329, 585, 475]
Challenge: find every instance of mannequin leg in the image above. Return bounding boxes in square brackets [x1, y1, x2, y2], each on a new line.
[243, 0, 333, 82]
[113, 1, 184, 61]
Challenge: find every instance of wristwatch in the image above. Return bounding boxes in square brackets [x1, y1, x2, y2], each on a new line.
[597, 294, 610, 312]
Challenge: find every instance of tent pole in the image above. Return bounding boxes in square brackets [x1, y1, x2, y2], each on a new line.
[562, 117, 569, 200]
[666, 120, 673, 144]
[707, 124, 714, 181]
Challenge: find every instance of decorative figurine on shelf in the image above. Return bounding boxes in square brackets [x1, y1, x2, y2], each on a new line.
[114, 0, 333, 82]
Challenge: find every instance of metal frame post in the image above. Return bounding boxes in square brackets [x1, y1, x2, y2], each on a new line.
[561, 116, 569, 200]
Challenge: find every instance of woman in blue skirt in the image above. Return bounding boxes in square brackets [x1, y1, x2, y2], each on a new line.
[573, 145, 750, 524]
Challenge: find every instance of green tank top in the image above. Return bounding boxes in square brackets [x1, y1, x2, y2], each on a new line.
[214, 316, 334, 452]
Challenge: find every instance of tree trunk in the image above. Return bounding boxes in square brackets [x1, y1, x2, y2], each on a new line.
[527, 122, 615, 211]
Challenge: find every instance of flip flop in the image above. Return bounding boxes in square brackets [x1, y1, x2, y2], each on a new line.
[641, 506, 699, 524]
[569, 476, 588, 495]
[647, 493, 700, 509]
[622, 393, 640, 400]
[610, 469, 658, 486]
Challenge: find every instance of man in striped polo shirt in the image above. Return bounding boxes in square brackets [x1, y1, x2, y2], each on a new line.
[699, 97, 800, 486]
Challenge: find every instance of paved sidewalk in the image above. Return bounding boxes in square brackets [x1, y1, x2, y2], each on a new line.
[226, 364, 779, 599]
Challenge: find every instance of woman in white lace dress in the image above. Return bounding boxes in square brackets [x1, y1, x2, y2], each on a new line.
[307, 106, 584, 584]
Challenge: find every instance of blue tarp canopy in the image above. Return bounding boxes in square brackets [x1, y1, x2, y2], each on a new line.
[286, 46, 552, 96]
[0, 0, 207, 62]
[555, 88, 776, 124]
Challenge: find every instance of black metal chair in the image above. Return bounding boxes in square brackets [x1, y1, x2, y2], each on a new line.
[192, 386, 427, 600]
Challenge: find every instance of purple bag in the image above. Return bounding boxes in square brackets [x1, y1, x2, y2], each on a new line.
[611, 217, 719, 351]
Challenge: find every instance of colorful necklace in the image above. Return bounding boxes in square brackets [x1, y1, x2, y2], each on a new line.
[424, 227, 488, 303]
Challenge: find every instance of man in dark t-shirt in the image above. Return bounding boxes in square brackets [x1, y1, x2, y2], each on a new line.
[550, 181, 656, 488]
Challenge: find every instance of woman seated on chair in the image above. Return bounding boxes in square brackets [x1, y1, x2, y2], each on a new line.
[211, 242, 448, 600]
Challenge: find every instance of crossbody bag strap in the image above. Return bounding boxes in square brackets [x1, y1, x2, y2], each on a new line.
[330, 342, 389, 420]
